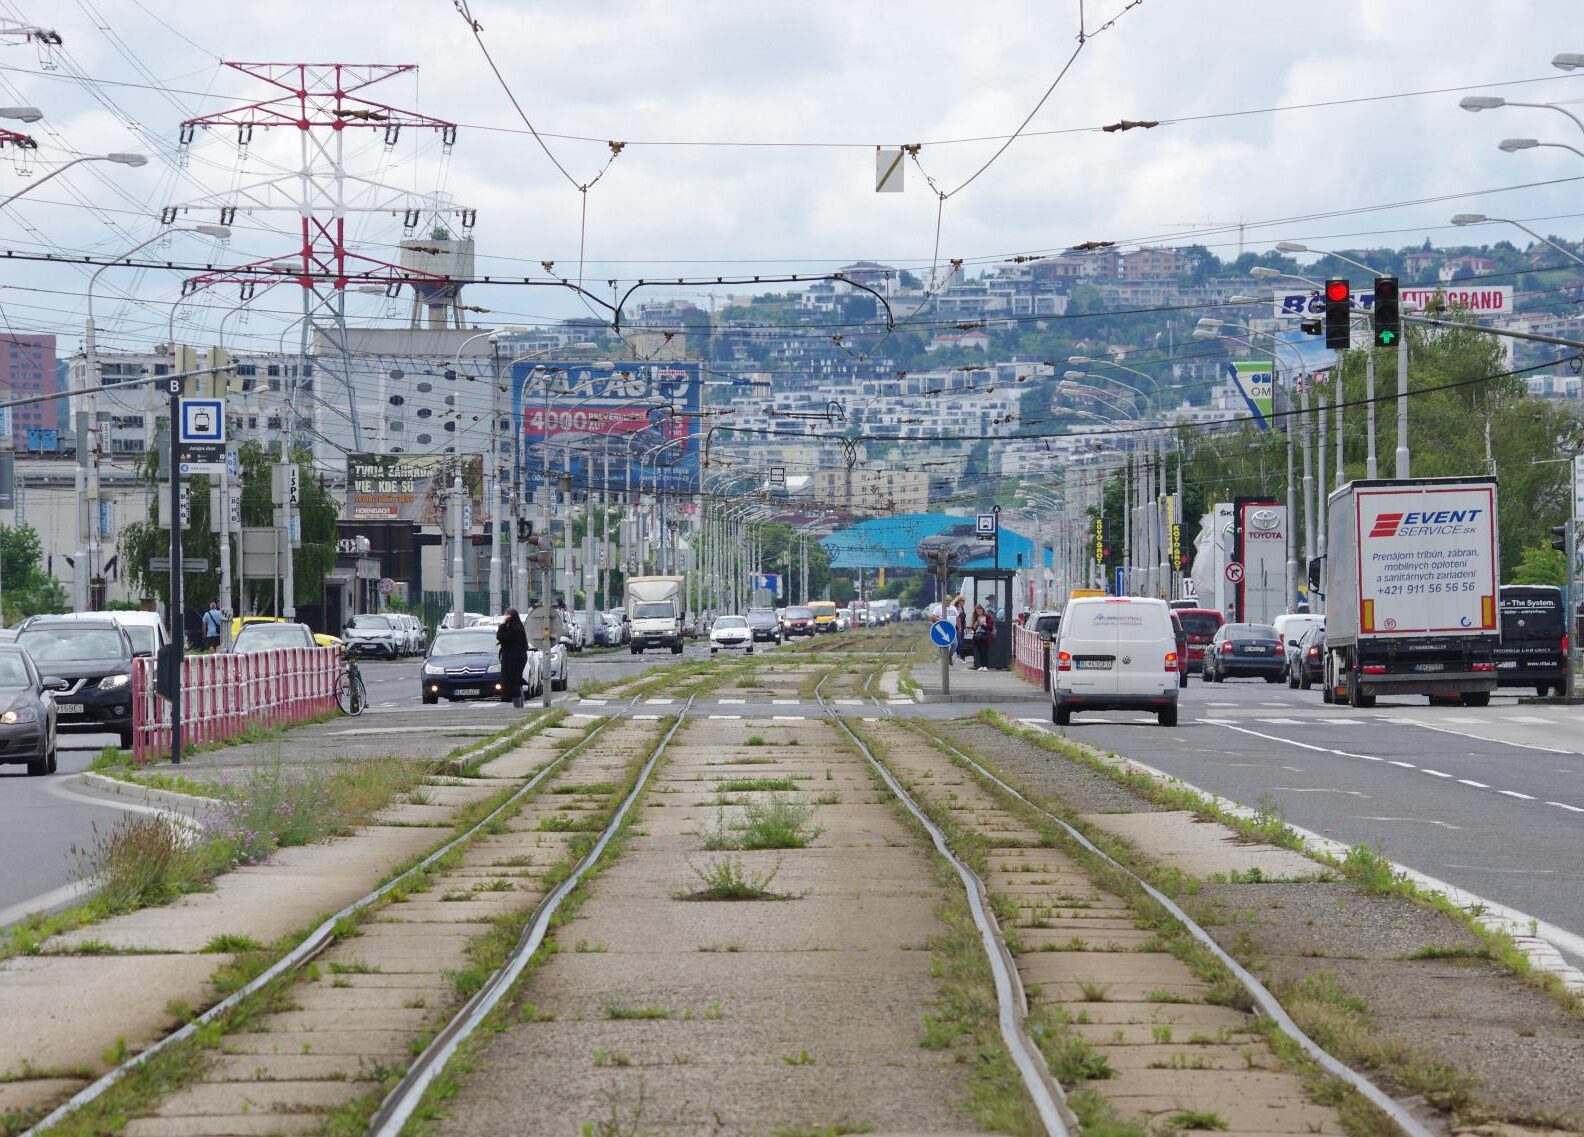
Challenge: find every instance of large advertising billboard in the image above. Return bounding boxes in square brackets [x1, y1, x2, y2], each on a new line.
[1227, 361, 1275, 429]
[347, 453, 484, 522]
[512, 360, 701, 496]
[1233, 498, 1287, 623]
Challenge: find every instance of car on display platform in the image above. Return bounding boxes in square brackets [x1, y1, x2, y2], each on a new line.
[1172, 608, 1224, 675]
[1050, 596, 1179, 727]
[421, 627, 544, 704]
[710, 615, 754, 655]
[15, 618, 136, 750]
[1202, 622, 1284, 683]
[343, 614, 403, 659]
[745, 608, 781, 644]
[780, 606, 816, 639]
[0, 646, 63, 776]
[1291, 624, 1326, 690]
[916, 523, 980, 567]
[230, 622, 317, 653]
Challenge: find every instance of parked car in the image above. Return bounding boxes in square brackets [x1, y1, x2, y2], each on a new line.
[0, 646, 62, 775]
[230, 622, 316, 653]
[1203, 622, 1284, 683]
[597, 610, 627, 646]
[386, 613, 426, 656]
[440, 611, 487, 631]
[1496, 585, 1568, 697]
[1291, 624, 1326, 690]
[1273, 613, 1325, 683]
[422, 626, 541, 704]
[15, 619, 136, 749]
[229, 616, 342, 650]
[538, 632, 568, 692]
[566, 613, 588, 653]
[343, 614, 403, 659]
[1028, 610, 1062, 642]
[1172, 608, 1225, 675]
[745, 608, 781, 644]
[710, 615, 754, 655]
[781, 606, 816, 639]
[1050, 596, 1180, 727]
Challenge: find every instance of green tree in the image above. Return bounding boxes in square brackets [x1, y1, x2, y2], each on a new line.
[1, 523, 68, 622]
[1510, 545, 1567, 587]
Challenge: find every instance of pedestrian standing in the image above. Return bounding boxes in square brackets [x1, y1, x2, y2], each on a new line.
[970, 603, 990, 670]
[183, 603, 202, 651]
[201, 600, 223, 652]
[496, 608, 529, 708]
[953, 596, 968, 663]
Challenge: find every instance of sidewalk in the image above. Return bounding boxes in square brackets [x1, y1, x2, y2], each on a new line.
[912, 654, 1046, 705]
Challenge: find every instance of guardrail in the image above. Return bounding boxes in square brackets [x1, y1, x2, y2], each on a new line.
[131, 646, 341, 763]
[1012, 623, 1048, 690]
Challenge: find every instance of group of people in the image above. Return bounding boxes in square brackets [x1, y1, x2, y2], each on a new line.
[948, 595, 997, 670]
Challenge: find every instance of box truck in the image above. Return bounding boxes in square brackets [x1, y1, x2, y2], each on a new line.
[1323, 477, 1499, 707]
[624, 575, 686, 655]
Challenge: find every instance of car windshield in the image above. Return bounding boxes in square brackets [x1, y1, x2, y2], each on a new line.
[1226, 623, 1278, 640]
[119, 625, 157, 655]
[715, 616, 747, 629]
[233, 624, 311, 652]
[432, 630, 498, 655]
[633, 602, 674, 620]
[19, 627, 128, 663]
[784, 607, 812, 619]
[0, 653, 30, 687]
[349, 616, 392, 630]
[1177, 612, 1222, 637]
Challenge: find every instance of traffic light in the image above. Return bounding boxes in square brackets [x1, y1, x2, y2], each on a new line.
[1299, 317, 1323, 337]
[1324, 278, 1351, 350]
[1372, 276, 1401, 348]
[1553, 525, 1570, 554]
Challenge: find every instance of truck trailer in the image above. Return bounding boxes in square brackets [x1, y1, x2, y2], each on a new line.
[1322, 477, 1499, 707]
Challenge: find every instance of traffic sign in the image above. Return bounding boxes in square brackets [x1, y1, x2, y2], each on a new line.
[1225, 562, 1245, 584]
[930, 619, 958, 648]
[149, 556, 210, 574]
[178, 397, 225, 468]
[976, 512, 997, 541]
[378, 577, 397, 596]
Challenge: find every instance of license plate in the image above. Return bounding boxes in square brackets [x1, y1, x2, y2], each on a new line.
[57, 703, 83, 714]
[1498, 661, 1518, 669]
[1076, 659, 1113, 670]
[1244, 646, 1268, 653]
[1413, 663, 1445, 673]
[453, 688, 480, 697]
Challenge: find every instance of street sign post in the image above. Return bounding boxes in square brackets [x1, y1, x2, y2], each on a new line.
[177, 396, 225, 475]
[931, 617, 958, 697]
[1225, 562, 1244, 584]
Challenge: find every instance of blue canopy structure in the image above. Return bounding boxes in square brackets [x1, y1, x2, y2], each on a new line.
[820, 512, 1047, 571]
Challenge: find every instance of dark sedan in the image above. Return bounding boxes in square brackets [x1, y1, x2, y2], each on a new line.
[0, 647, 63, 775]
[1203, 622, 1284, 683]
[745, 608, 781, 644]
[1290, 625, 1325, 690]
[422, 628, 513, 704]
[15, 620, 136, 749]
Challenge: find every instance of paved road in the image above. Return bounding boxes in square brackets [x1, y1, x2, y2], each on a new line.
[0, 640, 713, 930]
[1010, 677, 1584, 969]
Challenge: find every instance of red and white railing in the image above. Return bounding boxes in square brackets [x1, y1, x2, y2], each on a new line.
[1012, 623, 1047, 688]
[131, 646, 341, 763]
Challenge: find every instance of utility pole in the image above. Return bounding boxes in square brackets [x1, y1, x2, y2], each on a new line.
[166, 377, 184, 765]
[450, 472, 464, 628]
[487, 337, 503, 616]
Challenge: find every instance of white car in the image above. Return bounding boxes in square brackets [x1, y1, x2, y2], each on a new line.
[709, 615, 754, 655]
[1051, 596, 1179, 728]
[343, 614, 403, 659]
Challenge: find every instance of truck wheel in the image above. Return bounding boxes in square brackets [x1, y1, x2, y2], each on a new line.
[1288, 671, 1300, 689]
[1460, 691, 1491, 708]
[1348, 675, 1375, 708]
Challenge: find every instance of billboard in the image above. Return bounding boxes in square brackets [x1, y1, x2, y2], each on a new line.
[513, 361, 701, 496]
[347, 453, 484, 523]
[1233, 499, 1286, 624]
[1272, 285, 1511, 319]
[1227, 361, 1275, 429]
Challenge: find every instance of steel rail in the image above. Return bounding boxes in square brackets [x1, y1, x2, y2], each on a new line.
[812, 669, 1073, 1137]
[901, 717, 1438, 1137]
[21, 703, 632, 1137]
[369, 697, 697, 1136]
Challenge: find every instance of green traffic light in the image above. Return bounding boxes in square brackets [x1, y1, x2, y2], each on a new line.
[1376, 329, 1396, 346]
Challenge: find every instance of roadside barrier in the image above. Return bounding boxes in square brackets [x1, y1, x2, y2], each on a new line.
[130, 646, 341, 763]
[1012, 623, 1048, 689]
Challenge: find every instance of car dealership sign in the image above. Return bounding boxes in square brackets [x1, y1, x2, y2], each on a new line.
[1272, 285, 1511, 318]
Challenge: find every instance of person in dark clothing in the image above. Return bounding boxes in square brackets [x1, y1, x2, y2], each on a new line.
[496, 609, 530, 708]
[182, 605, 203, 651]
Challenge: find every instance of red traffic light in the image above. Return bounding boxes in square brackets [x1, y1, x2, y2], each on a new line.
[1325, 278, 1351, 303]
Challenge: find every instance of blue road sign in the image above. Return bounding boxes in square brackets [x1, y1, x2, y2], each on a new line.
[930, 619, 958, 648]
[179, 399, 224, 444]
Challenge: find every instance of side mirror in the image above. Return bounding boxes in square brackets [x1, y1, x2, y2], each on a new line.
[41, 676, 69, 693]
[1037, 629, 1053, 643]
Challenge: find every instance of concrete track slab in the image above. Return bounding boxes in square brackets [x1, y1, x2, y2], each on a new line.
[1078, 810, 1323, 880]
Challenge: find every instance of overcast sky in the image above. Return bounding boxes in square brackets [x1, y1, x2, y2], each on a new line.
[0, 0, 1580, 353]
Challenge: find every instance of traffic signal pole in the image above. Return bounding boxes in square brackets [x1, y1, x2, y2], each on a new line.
[166, 377, 184, 765]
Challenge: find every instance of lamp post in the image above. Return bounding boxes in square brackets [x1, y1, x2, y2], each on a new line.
[0, 151, 147, 212]
[1459, 92, 1584, 138]
[1450, 213, 1584, 270]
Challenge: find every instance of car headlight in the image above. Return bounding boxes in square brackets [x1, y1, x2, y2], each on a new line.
[423, 663, 444, 676]
[1, 707, 38, 725]
[99, 673, 131, 690]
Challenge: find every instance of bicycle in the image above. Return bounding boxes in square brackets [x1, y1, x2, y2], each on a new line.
[335, 650, 367, 716]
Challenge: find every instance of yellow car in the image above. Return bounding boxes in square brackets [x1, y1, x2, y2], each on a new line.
[230, 615, 344, 650]
[807, 600, 839, 633]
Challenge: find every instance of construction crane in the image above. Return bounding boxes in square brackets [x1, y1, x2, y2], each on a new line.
[1158, 219, 1248, 258]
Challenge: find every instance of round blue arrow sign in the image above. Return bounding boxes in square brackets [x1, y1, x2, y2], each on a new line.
[930, 619, 958, 648]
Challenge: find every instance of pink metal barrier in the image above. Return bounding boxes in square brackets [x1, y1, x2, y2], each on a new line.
[1012, 623, 1046, 688]
[131, 646, 341, 763]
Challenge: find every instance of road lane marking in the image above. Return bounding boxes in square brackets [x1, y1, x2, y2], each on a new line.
[579, 699, 608, 706]
[718, 698, 745, 704]
[1273, 787, 1369, 797]
[1385, 716, 1577, 756]
[772, 699, 799, 705]
[1256, 717, 1305, 725]
[644, 698, 675, 706]
[1546, 801, 1584, 813]
[1511, 716, 1556, 724]
[1458, 778, 1490, 788]
[708, 715, 741, 720]
[1421, 769, 1452, 778]
[1498, 790, 1536, 800]
[772, 715, 804, 721]
[1358, 816, 1461, 829]
[633, 714, 661, 720]
[1388, 761, 1417, 769]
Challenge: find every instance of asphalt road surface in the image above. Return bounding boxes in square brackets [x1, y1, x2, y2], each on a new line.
[1017, 676, 1584, 970]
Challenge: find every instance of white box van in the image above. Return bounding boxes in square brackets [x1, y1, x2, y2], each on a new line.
[1051, 596, 1180, 727]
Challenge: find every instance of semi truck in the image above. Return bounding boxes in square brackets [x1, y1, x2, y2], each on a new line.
[1322, 477, 1499, 708]
[624, 575, 686, 655]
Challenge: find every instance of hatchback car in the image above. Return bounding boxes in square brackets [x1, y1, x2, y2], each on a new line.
[710, 615, 754, 655]
[230, 622, 316, 653]
[1051, 596, 1179, 727]
[1172, 608, 1225, 675]
[745, 608, 781, 644]
[1203, 623, 1284, 683]
[422, 627, 540, 704]
[1290, 624, 1326, 690]
[15, 620, 136, 749]
[0, 647, 63, 775]
[1273, 614, 1325, 683]
[781, 606, 816, 639]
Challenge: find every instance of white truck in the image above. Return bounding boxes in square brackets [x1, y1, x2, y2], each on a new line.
[1322, 477, 1500, 708]
[624, 575, 686, 655]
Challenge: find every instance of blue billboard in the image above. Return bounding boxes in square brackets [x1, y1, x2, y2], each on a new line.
[511, 360, 701, 496]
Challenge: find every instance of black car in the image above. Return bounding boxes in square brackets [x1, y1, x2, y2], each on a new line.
[0, 647, 64, 775]
[1203, 622, 1284, 683]
[15, 619, 136, 749]
[1496, 585, 1568, 697]
[1290, 624, 1325, 690]
[745, 608, 781, 644]
[422, 627, 512, 705]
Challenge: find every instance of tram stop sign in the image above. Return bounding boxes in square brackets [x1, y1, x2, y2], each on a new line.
[930, 619, 958, 649]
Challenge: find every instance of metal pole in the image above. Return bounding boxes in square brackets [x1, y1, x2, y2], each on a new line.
[218, 460, 233, 638]
[1364, 347, 1378, 478]
[1334, 364, 1345, 489]
[166, 379, 184, 764]
[1286, 367, 1297, 613]
[1395, 331, 1410, 477]
[451, 473, 464, 628]
[487, 341, 502, 616]
[1301, 381, 1315, 604]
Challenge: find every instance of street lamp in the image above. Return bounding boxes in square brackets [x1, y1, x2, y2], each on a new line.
[0, 152, 147, 211]
[1450, 213, 1584, 269]
[1498, 136, 1584, 160]
[1458, 93, 1584, 137]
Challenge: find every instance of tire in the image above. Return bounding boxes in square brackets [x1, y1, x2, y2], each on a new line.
[45, 739, 57, 774]
[1054, 704, 1072, 726]
[671, 644, 683, 655]
[1288, 671, 1300, 689]
[710, 647, 718, 655]
[1158, 704, 1178, 727]
[1536, 685, 1551, 698]
[747, 647, 754, 655]
[1348, 674, 1375, 708]
[1179, 670, 1188, 688]
[1265, 675, 1282, 684]
[1300, 672, 1313, 691]
[1322, 683, 1334, 704]
[119, 728, 134, 750]
[25, 748, 47, 776]
[422, 693, 438, 705]
[631, 647, 641, 655]
[1460, 691, 1491, 708]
